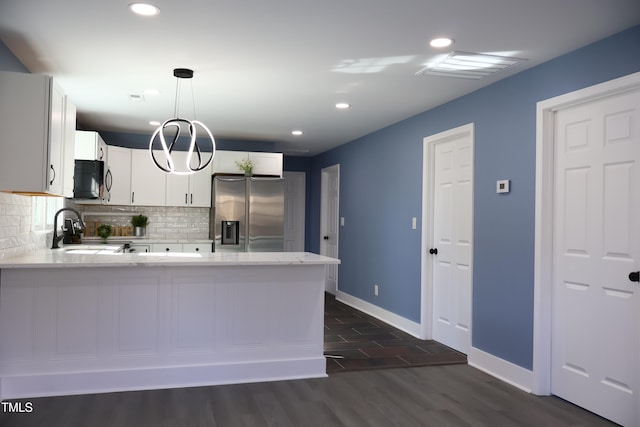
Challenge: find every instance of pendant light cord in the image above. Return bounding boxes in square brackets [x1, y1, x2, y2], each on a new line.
[173, 78, 181, 118]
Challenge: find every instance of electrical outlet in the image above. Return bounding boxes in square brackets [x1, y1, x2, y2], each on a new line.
[374, 284, 379, 296]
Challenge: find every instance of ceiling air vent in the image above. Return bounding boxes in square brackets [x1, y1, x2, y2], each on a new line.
[416, 51, 526, 79]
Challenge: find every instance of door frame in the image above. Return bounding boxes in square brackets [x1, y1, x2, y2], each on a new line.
[421, 123, 475, 341]
[320, 164, 340, 294]
[283, 171, 306, 252]
[533, 71, 640, 395]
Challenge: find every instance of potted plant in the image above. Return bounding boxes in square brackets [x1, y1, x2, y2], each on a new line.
[235, 158, 256, 176]
[97, 224, 113, 242]
[131, 214, 149, 237]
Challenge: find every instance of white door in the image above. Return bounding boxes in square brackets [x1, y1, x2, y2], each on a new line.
[423, 124, 473, 354]
[283, 171, 306, 252]
[551, 89, 640, 426]
[320, 165, 340, 294]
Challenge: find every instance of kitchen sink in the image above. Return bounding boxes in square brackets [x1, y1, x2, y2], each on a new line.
[62, 244, 124, 254]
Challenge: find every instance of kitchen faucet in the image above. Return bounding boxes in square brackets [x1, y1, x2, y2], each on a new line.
[51, 208, 85, 249]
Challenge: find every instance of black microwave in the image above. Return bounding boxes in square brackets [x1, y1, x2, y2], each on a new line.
[73, 160, 104, 199]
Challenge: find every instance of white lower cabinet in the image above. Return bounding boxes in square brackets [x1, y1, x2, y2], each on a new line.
[151, 243, 183, 253]
[182, 243, 212, 253]
[150, 243, 212, 253]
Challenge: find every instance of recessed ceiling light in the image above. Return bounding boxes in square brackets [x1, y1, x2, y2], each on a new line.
[430, 38, 453, 48]
[335, 103, 350, 109]
[149, 120, 161, 126]
[129, 3, 160, 16]
[291, 130, 303, 136]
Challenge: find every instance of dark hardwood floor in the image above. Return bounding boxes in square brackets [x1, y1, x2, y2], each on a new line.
[0, 364, 615, 426]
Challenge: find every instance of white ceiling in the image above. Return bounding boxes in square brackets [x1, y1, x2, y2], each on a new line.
[1, 1, 639, 156]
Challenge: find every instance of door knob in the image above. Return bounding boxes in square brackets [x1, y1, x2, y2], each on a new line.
[630, 271, 640, 283]
[323, 236, 329, 240]
[429, 248, 438, 255]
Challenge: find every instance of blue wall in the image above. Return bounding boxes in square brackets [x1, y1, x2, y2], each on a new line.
[308, 25, 640, 369]
[4, 27, 640, 370]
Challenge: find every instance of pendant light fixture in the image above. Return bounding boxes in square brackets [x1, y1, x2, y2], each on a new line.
[149, 68, 215, 175]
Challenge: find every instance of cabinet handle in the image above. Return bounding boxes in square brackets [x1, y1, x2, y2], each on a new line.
[49, 165, 56, 185]
[165, 247, 170, 252]
[99, 147, 104, 160]
[185, 193, 188, 204]
[190, 194, 193, 204]
[131, 192, 135, 204]
[105, 169, 113, 192]
[195, 247, 199, 251]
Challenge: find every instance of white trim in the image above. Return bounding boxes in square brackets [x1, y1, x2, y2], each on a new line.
[336, 290, 422, 338]
[320, 164, 340, 294]
[533, 71, 640, 395]
[0, 358, 327, 400]
[420, 123, 475, 346]
[468, 347, 534, 393]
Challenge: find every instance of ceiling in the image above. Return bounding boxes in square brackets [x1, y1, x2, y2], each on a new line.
[1, 1, 639, 156]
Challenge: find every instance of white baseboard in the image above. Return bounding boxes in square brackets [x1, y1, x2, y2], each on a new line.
[468, 346, 534, 393]
[335, 290, 422, 337]
[0, 358, 327, 400]
[334, 292, 537, 394]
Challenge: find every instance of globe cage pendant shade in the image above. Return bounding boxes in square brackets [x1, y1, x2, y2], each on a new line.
[149, 68, 216, 175]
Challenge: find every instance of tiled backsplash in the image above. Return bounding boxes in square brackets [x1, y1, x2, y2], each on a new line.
[0, 194, 210, 259]
[0, 192, 50, 259]
[78, 204, 210, 240]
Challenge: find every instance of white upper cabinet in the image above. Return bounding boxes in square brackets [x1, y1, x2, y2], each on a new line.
[0, 71, 76, 196]
[165, 151, 212, 207]
[61, 98, 77, 198]
[130, 149, 167, 206]
[75, 131, 107, 161]
[249, 152, 283, 177]
[212, 151, 248, 174]
[212, 151, 283, 177]
[105, 145, 131, 205]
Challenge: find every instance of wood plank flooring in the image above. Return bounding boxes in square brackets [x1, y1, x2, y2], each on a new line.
[0, 364, 616, 426]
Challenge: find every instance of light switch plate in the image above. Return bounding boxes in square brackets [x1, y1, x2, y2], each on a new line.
[497, 179, 510, 194]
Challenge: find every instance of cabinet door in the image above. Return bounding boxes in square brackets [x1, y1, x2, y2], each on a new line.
[151, 243, 183, 253]
[189, 157, 212, 207]
[182, 243, 212, 253]
[105, 146, 131, 205]
[212, 151, 248, 175]
[129, 244, 150, 253]
[249, 152, 283, 177]
[165, 152, 191, 206]
[130, 150, 167, 206]
[61, 97, 77, 198]
[75, 131, 107, 161]
[47, 82, 66, 195]
[0, 72, 63, 194]
[166, 152, 212, 207]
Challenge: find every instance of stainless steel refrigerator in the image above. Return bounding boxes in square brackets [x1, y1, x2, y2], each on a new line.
[210, 176, 285, 252]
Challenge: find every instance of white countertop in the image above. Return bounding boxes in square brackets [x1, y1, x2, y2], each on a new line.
[81, 237, 214, 244]
[0, 250, 340, 269]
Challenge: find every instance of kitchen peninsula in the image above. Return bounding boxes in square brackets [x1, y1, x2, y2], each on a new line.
[0, 251, 339, 400]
